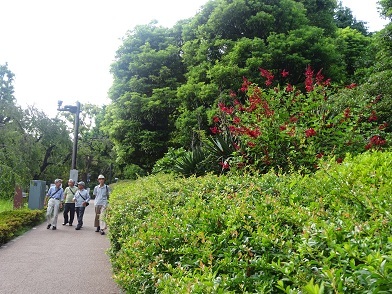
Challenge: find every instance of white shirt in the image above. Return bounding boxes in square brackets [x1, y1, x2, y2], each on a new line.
[93, 184, 110, 206]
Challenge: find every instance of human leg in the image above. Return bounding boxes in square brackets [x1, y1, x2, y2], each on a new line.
[94, 205, 101, 232]
[75, 207, 85, 229]
[69, 203, 75, 225]
[75, 207, 81, 229]
[63, 203, 70, 224]
[46, 198, 54, 228]
[100, 206, 107, 231]
[52, 199, 60, 227]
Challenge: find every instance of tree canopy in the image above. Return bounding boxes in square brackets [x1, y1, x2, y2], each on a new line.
[105, 0, 390, 176]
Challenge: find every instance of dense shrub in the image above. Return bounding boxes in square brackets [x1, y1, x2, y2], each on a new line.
[107, 151, 392, 293]
[210, 67, 390, 174]
[0, 209, 45, 245]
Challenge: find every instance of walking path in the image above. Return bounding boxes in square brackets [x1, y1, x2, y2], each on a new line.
[0, 200, 121, 294]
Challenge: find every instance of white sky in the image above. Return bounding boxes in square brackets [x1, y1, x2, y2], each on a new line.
[0, 0, 388, 118]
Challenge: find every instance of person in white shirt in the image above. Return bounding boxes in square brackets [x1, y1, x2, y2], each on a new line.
[93, 174, 110, 235]
[45, 178, 64, 230]
[74, 181, 90, 230]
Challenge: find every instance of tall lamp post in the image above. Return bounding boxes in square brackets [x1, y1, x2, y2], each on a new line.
[57, 100, 81, 181]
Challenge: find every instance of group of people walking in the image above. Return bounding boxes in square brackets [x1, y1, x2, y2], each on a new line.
[45, 174, 110, 235]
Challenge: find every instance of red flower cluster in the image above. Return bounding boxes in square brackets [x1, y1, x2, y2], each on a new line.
[247, 128, 261, 138]
[315, 69, 324, 85]
[365, 135, 387, 150]
[247, 141, 256, 147]
[227, 125, 260, 139]
[240, 77, 252, 92]
[372, 94, 382, 104]
[279, 124, 287, 131]
[218, 102, 234, 115]
[281, 69, 289, 77]
[304, 66, 330, 91]
[305, 65, 314, 92]
[259, 68, 274, 86]
[210, 126, 221, 134]
[368, 110, 378, 122]
[219, 161, 230, 170]
[346, 83, 357, 89]
[343, 108, 351, 119]
[305, 128, 316, 137]
[379, 122, 388, 130]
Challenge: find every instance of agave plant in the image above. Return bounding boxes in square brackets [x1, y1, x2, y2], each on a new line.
[173, 147, 207, 177]
[204, 133, 238, 173]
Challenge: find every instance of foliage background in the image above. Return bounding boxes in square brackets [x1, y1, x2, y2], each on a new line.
[104, 0, 392, 176]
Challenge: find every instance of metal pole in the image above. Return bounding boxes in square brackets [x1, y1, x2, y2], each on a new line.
[71, 101, 80, 170]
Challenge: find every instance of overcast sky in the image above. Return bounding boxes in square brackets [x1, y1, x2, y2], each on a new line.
[0, 0, 388, 118]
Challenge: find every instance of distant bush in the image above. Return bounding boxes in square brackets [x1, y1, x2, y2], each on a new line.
[123, 163, 147, 180]
[107, 151, 392, 293]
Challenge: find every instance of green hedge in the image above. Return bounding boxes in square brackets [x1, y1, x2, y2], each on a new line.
[0, 209, 45, 246]
[107, 151, 392, 293]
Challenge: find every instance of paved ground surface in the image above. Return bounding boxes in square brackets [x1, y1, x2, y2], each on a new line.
[0, 200, 122, 294]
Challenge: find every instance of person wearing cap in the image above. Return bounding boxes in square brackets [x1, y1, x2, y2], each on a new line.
[73, 181, 90, 230]
[93, 174, 110, 235]
[62, 179, 77, 226]
[45, 178, 64, 230]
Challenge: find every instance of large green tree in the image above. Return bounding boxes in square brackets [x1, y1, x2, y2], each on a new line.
[105, 22, 186, 174]
[0, 64, 73, 197]
[106, 0, 381, 174]
[76, 104, 115, 184]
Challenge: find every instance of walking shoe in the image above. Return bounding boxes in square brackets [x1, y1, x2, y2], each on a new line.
[69, 223, 73, 226]
[75, 226, 81, 230]
[100, 230, 105, 235]
[62, 223, 67, 226]
[52, 226, 57, 230]
[95, 226, 100, 232]
[47, 224, 51, 229]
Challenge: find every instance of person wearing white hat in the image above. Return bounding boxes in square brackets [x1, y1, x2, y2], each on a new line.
[93, 174, 110, 235]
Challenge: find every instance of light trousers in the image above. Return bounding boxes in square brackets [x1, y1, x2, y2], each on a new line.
[94, 205, 107, 230]
[46, 198, 60, 226]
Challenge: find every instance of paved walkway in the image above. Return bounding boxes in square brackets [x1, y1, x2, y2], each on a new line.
[0, 200, 122, 294]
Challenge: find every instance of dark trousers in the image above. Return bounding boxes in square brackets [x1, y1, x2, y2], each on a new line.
[63, 203, 75, 225]
[75, 206, 86, 228]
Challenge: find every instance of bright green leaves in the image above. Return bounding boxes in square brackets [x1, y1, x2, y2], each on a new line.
[107, 151, 392, 293]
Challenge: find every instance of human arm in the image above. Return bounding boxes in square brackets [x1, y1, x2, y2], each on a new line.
[44, 187, 53, 205]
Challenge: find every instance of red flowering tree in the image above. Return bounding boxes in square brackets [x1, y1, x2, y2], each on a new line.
[210, 67, 390, 173]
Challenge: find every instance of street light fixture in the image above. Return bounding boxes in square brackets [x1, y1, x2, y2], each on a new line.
[57, 100, 81, 172]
